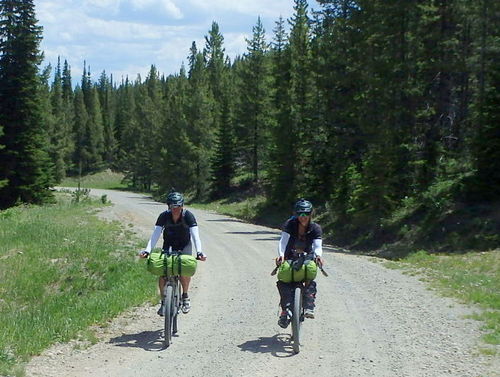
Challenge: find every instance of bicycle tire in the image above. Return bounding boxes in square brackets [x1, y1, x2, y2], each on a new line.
[292, 286, 302, 354]
[164, 284, 174, 347]
[173, 281, 181, 334]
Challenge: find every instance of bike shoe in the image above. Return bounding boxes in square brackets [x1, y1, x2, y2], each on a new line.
[157, 301, 164, 317]
[181, 297, 191, 314]
[304, 308, 315, 319]
[278, 311, 290, 329]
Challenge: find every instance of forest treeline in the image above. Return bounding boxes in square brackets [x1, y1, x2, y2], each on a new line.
[0, 0, 498, 253]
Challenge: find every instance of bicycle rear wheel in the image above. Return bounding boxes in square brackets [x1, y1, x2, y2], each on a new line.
[291, 286, 302, 354]
[164, 285, 174, 347]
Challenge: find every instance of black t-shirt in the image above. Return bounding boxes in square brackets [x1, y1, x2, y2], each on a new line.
[155, 209, 197, 250]
[282, 217, 322, 258]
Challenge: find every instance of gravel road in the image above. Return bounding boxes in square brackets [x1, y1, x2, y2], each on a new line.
[24, 189, 497, 377]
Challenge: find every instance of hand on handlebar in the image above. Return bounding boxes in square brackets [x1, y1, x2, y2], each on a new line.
[138, 250, 150, 259]
[275, 256, 284, 266]
[315, 256, 324, 267]
[196, 252, 207, 261]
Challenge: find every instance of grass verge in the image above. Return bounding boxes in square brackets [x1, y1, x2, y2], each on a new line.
[0, 194, 156, 376]
[385, 249, 499, 352]
[192, 195, 267, 222]
[60, 169, 127, 190]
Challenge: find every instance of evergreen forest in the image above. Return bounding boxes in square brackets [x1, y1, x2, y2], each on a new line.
[0, 0, 499, 254]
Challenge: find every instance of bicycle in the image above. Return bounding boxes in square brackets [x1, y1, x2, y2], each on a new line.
[160, 249, 203, 348]
[161, 249, 182, 348]
[272, 257, 327, 354]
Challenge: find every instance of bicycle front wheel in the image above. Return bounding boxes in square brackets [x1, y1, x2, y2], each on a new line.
[291, 286, 302, 354]
[164, 285, 174, 347]
[173, 281, 181, 334]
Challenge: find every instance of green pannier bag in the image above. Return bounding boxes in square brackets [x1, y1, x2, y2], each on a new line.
[277, 259, 317, 283]
[146, 251, 197, 277]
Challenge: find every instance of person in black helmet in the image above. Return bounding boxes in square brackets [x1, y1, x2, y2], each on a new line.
[276, 199, 324, 328]
[139, 191, 207, 316]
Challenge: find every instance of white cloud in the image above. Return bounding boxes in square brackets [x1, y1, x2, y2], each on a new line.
[83, 0, 121, 13]
[35, 0, 312, 80]
[129, 0, 183, 19]
[184, 0, 298, 18]
[41, 0, 184, 19]
[224, 32, 248, 58]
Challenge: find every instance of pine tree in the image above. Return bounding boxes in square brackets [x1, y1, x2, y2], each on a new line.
[0, 0, 54, 208]
[115, 77, 139, 187]
[139, 65, 163, 190]
[268, 16, 294, 205]
[471, 0, 500, 199]
[39, 64, 58, 181]
[48, 59, 66, 181]
[411, 0, 462, 192]
[81, 64, 104, 172]
[97, 71, 117, 167]
[187, 42, 215, 199]
[47, 57, 74, 181]
[72, 86, 90, 176]
[313, 0, 366, 230]
[237, 17, 273, 184]
[60, 59, 75, 174]
[287, 0, 315, 197]
[204, 22, 235, 197]
[157, 70, 192, 194]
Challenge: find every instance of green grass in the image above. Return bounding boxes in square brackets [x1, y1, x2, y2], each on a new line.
[60, 169, 127, 190]
[0, 195, 156, 375]
[192, 195, 268, 222]
[386, 249, 500, 350]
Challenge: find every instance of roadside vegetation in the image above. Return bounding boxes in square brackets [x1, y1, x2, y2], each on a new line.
[60, 169, 128, 190]
[0, 192, 156, 376]
[386, 250, 499, 352]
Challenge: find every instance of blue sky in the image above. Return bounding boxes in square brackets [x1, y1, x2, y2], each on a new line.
[36, 0, 317, 84]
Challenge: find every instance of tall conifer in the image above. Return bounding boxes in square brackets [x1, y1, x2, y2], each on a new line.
[238, 17, 273, 184]
[0, 0, 53, 208]
[268, 16, 294, 205]
[204, 22, 235, 197]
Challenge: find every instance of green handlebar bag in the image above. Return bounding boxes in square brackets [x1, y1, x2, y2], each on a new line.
[147, 251, 197, 277]
[277, 259, 317, 283]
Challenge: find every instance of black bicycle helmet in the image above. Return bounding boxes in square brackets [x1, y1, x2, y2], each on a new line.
[166, 191, 184, 207]
[294, 198, 313, 214]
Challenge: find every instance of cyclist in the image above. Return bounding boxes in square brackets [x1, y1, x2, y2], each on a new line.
[276, 199, 324, 328]
[139, 191, 207, 316]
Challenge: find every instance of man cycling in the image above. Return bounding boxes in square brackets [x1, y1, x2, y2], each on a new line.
[276, 199, 324, 328]
[139, 191, 207, 315]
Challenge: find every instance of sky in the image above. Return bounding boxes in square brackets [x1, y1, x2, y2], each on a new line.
[35, 0, 317, 84]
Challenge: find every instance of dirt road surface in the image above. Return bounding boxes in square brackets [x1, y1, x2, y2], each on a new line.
[25, 189, 497, 377]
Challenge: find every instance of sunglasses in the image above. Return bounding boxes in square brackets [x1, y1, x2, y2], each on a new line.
[169, 204, 182, 209]
[297, 212, 310, 217]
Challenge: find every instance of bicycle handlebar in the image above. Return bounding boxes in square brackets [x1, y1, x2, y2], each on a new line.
[270, 266, 279, 276]
[139, 249, 206, 260]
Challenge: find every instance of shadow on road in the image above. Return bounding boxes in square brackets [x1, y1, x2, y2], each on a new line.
[254, 237, 281, 241]
[237, 334, 296, 358]
[108, 330, 165, 352]
[127, 197, 163, 205]
[205, 218, 245, 223]
[224, 230, 280, 242]
[226, 230, 277, 235]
